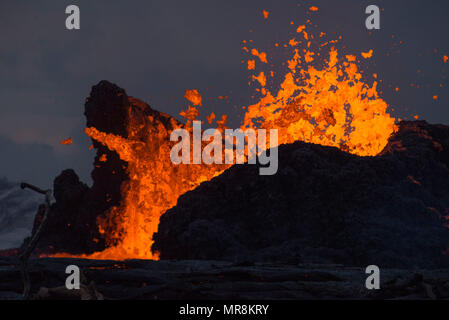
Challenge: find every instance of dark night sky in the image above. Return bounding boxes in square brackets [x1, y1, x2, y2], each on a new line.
[0, 0, 448, 187]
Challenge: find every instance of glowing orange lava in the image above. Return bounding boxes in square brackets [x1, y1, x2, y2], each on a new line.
[52, 20, 396, 261]
[60, 138, 73, 145]
[243, 27, 396, 156]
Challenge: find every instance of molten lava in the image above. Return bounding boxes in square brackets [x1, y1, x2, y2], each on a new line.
[243, 26, 396, 157]
[53, 101, 228, 260]
[60, 138, 73, 145]
[53, 22, 396, 260]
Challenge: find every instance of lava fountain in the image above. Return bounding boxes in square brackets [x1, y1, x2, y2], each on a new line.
[52, 20, 396, 260]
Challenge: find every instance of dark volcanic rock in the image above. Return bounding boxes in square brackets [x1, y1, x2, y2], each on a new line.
[153, 121, 449, 268]
[84, 81, 130, 214]
[23, 169, 102, 254]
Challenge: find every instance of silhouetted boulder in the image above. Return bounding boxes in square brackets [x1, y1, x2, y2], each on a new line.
[23, 169, 101, 254]
[85, 81, 130, 214]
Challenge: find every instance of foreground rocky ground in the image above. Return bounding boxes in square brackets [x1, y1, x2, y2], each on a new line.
[0, 257, 448, 300]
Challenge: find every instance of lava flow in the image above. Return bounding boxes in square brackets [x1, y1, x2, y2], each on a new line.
[52, 20, 396, 260]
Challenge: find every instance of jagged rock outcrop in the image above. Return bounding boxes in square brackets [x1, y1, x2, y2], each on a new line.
[20, 81, 182, 255]
[24, 169, 102, 254]
[84, 81, 130, 219]
[153, 121, 449, 268]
